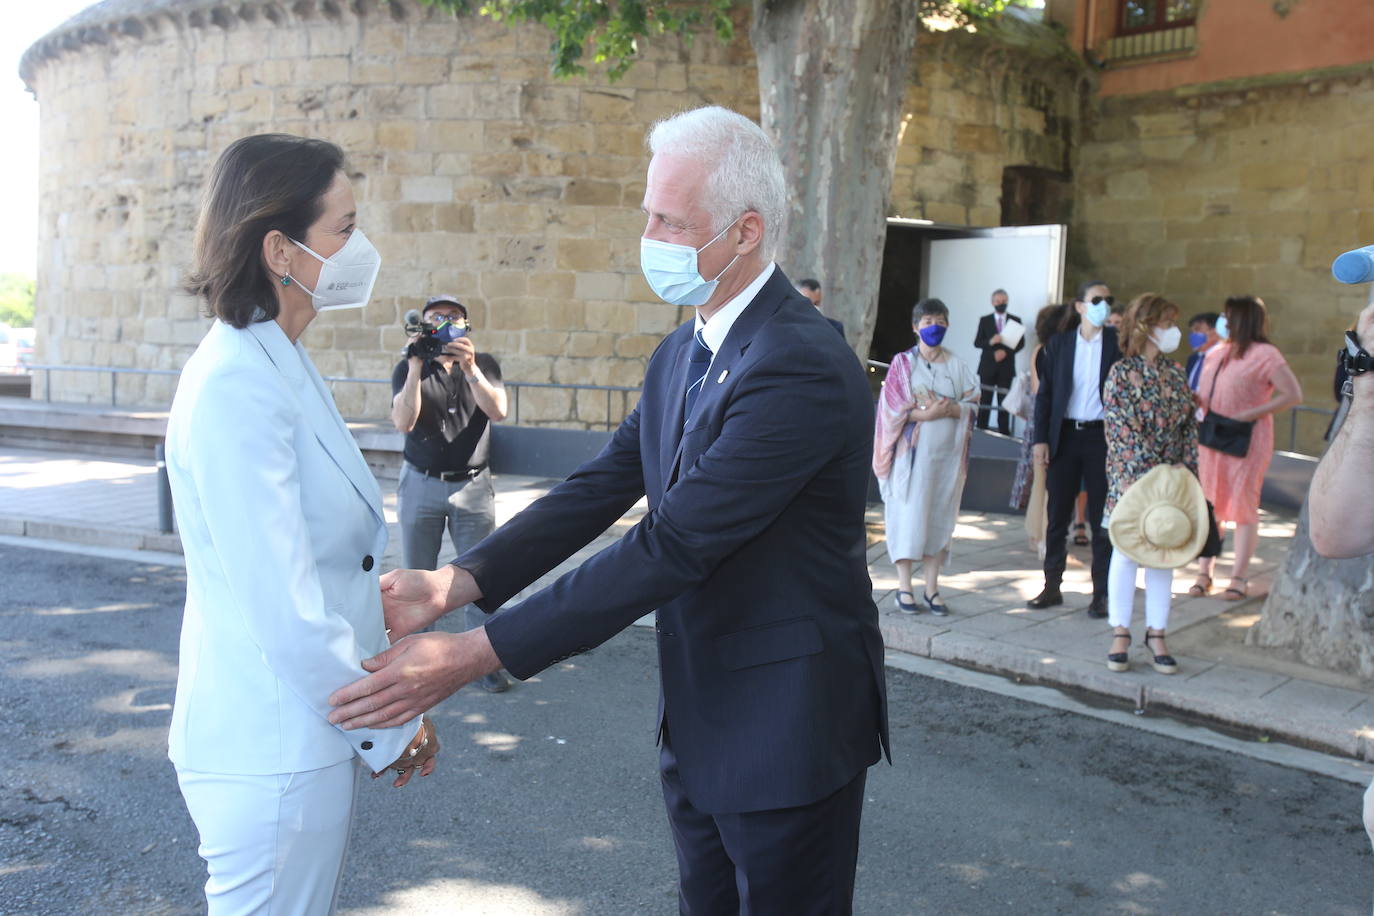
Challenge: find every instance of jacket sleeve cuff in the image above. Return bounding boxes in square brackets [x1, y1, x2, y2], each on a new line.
[349, 715, 423, 773]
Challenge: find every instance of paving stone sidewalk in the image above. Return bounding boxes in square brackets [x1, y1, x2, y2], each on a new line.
[3, 445, 1372, 766]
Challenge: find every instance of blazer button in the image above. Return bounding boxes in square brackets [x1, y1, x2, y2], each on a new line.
[362, 555, 374, 572]
[361, 741, 373, 750]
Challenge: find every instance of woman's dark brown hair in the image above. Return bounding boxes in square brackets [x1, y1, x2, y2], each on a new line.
[1034, 303, 1067, 344]
[184, 134, 345, 328]
[1120, 293, 1180, 359]
[1222, 294, 1271, 359]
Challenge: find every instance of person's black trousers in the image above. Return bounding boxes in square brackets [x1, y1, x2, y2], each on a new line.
[977, 365, 1015, 435]
[1043, 421, 1112, 597]
[660, 729, 867, 915]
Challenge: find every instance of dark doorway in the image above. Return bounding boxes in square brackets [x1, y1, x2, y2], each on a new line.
[1001, 166, 1073, 227]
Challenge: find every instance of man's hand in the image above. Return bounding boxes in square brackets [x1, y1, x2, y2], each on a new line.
[380, 567, 455, 639]
[444, 336, 477, 375]
[1033, 443, 1049, 468]
[1356, 302, 1374, 353]
[328, 628, 502, 730]
[993, 350, 1007, 363]
[990, 334, 1003, 346]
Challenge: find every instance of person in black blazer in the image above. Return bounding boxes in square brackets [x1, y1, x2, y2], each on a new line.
[973, 289, 1025, 434]
[329, 106, 888, 915]
[1029, 281, 1122, 617]
[798, 277, 846, 338]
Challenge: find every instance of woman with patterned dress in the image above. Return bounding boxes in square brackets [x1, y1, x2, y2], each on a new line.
[1102, 294, 1198, 674]
[1193, 295, 1304, 600]
[874, 298, 980, 616]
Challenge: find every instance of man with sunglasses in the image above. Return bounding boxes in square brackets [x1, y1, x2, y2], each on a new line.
[1029, 281, 1122, 617]
[390, 294, 511, 692]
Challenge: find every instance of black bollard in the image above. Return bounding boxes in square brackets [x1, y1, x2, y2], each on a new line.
[155, 442, 174, 534]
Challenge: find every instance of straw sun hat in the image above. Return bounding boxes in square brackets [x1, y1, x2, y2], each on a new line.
[1107, 465, 1209, 570]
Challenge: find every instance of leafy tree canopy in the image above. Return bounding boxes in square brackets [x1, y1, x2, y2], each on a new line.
[419, 0, 1044, 81]
[0, 274, 35, 328]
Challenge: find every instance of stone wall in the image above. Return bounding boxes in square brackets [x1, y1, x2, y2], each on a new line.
[890, 26, 1086, 227]
[1072, 65, 1374, 453]
[22, 0, 757, 425]
[23, 1, 1084, 425]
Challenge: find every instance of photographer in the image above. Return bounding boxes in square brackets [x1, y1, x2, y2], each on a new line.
[391, 294, 510, 692]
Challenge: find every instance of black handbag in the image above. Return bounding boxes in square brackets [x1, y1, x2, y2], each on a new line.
[1198, 355, 1253, 458]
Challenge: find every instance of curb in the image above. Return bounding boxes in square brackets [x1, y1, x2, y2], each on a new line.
[880, 619, 1370, 762]
[0, 516, 183, 556]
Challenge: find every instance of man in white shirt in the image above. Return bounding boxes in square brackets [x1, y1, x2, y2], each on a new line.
[1029, 281, 1122, 616]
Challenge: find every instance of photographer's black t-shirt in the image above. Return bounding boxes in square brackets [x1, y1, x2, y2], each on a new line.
[391, 353, 503, 473]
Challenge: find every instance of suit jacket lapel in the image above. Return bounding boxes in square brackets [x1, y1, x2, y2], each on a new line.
[664, 270, 789, 488]
[245, 321, 385, 527]
[659, 326, 693, 485]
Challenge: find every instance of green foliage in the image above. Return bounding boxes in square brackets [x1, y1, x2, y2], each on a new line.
[420, 0, 736, 81]
[950, 0, 1041, 19]
[0, 274, 35, 327]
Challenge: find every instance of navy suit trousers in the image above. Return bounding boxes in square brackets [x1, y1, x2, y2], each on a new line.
[660, 726, 866, 916]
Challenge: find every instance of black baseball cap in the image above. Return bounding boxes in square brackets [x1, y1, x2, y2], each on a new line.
[423, 295, 467, 317]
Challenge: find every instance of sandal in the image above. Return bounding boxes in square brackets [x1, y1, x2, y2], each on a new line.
[1072, 523, 1089, 546]
[1107, 628, 1131, 673]
[1144, 628, 1178, 675]
[924, 591, 949, 618]
[897, 591, 920, 614]
[1187, 575, 1213, 597]
[1220, 577, 1249, 601]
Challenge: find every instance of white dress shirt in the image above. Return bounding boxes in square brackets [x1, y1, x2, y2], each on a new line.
[1066, 328, 1105, 422]
[694, 261, 776, 369]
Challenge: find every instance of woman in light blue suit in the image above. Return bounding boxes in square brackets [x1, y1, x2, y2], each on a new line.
[166, 134, 439, 915]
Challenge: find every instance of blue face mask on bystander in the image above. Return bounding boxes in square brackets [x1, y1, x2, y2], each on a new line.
[1216, 315, 1230, 340]
[1188, 331, 1208, 350]
[918, 324, 948, 347]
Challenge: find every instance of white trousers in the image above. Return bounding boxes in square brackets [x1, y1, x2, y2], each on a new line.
[1107, 551, 1175, 631]
[176, 758, 361, 916]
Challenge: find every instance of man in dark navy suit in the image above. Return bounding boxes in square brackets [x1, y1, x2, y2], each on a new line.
[1029, 280, 1122, 617]
[330, 106, 889, 915]
[973, 288, 1024, 434]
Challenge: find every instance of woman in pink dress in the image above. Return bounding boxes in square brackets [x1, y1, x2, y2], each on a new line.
[1194, 296, 1303, 599]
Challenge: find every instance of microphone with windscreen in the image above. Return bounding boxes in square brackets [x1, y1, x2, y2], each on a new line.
[1332, 244, 1374, 284]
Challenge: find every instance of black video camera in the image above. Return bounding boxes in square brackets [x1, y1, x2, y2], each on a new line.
[403, 309, 468, 360]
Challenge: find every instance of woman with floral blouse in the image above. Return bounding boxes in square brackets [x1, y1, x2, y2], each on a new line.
[1101, 294, 1198, 674]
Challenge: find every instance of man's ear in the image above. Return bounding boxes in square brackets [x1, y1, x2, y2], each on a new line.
[735, 211, 764, 257]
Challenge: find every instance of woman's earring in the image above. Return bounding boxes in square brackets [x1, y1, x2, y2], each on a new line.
[281, 276, 291, 286]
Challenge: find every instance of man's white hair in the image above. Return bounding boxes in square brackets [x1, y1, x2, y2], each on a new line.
[647, 106, 787, 259]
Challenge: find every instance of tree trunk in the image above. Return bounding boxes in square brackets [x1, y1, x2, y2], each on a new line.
[750, 0, 921, 357]
[1247, 498, 1374, 679]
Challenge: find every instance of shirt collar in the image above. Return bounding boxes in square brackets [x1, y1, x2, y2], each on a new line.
[694, 262, 776, 355]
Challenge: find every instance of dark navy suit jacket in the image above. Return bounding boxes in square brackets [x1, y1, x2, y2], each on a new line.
[1032, 326, 1122, 460]
[458, 268, 890, 815]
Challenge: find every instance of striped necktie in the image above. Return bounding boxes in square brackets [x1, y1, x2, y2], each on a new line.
[683, 329, 713, 425]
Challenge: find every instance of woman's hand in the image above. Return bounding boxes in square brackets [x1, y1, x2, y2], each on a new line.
[376, 715, 440, 787]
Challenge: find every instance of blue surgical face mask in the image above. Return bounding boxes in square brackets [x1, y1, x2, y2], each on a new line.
[639, 218, 742, 307]
[1216, 315, 1230, 340]
[918, 324, 947, 347]
[1083, 301, 1110, 328]
[1188, 331, 1208, 350]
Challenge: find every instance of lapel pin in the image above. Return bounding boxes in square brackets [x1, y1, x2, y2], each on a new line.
[717, 369, 729, 383]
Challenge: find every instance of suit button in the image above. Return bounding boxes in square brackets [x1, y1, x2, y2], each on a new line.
[362, 555, 374, 572]
[361, 741, 373, 750]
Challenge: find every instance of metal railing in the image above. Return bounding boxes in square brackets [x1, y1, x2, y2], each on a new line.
[27, 364, 640, 431]
[865, 359, 1336, 456]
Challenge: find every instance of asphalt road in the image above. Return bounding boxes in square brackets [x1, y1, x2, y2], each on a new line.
[1, 541, 1369, 915]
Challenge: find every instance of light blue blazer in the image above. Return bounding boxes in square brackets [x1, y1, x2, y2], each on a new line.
[165, 318, 417, 775]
